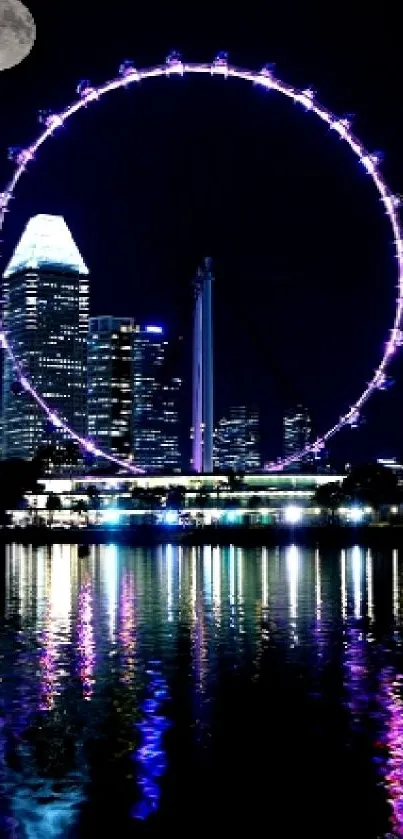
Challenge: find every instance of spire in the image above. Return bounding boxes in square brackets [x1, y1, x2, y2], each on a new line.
[3, 214, 89, 278]
[192, 257, 214, 473]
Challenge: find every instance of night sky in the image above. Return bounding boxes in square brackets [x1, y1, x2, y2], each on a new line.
[1, 0, 402, 466]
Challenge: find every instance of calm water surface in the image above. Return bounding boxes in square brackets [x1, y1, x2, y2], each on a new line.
[0, 543, 403, 837]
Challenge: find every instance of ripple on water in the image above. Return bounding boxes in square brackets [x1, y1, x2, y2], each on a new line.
[0, 543, 402, 836]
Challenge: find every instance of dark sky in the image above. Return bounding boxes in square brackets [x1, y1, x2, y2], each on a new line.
[1, 0, 402, 466]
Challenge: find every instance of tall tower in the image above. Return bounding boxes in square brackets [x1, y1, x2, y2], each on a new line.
[132, 325, 182, 473]
[214, 406, 260, 473]
[192, 257, 214, 473]
[1, 214, 89, 461]
[88, 316, 134, 461]
[283, 404, 313, 470]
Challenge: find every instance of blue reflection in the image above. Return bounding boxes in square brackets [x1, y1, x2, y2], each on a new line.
[0, 547, 86, 839]
[0, 705, 14, 836]
[0, 699, 86, 838]
[131, 662, 170, 820]
[4, 541, 403, 835]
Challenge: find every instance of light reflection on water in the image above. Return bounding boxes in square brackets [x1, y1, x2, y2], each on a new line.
[1, 544, 403, 836]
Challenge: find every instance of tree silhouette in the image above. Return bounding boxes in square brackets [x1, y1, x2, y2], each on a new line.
[87, 484, 102, 524]
[46, 493, 62, 526]
[228, 470, 245, 491]
[314, 482, 344, 523]
[342, 463, 399, 508]
[166, 485, 186, 510]
[131, 486, 164, 511]
[72, 498, 88, 525]
[0, 458, 40, 523]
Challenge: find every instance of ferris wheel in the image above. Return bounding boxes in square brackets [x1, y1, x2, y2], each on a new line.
[0, 52, 402, 473]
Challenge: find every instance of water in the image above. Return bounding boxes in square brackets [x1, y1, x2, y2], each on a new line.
[0, 544, 403, 837]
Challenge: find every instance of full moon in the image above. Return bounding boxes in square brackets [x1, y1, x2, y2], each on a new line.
[0, 0, 35, 71]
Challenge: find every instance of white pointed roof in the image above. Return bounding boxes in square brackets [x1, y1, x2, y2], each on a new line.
[3, 214, 89, 278]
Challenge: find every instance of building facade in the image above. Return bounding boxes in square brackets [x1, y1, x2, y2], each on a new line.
[12, 470, 348, 529]
[87, 316, 134, 460]
[283, 404, 312, 469]
[1, 214, 89, 461]
[214, 406, 260, 472]
[132, 325, 181, 472]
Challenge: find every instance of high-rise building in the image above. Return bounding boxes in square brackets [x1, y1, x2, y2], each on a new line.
[214, 406, 260, 472]
[132, 325, 182, 472]
[1, 214, 89, 462]
[87, 316, 134, 460]
[283, 404, 312, 469]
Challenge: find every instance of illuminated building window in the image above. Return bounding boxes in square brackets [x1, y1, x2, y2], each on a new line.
[2, 214, 88, 468]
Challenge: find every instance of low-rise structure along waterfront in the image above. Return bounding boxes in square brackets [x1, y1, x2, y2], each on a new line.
[7, 471, 360, 529]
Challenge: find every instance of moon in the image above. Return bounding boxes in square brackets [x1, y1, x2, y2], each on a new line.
[0, 0, 36, 71]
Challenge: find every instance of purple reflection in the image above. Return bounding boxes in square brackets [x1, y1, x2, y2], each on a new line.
[314, 550, 327, 660]
[77, 576, 95, 700]
[343, 623, 369, 729]
[38, 603, 58, 711]
[379, 669, 403, 836]
[192, 592, 209, 748]
[0, 635, 86, 838]
[119, 570, 136, 685]
[131, 663, 170, 820]
[193, 596, 206, 692]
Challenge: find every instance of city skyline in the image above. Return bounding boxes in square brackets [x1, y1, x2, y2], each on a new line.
[283, 405, 313, 471]
[0, 4, 402, 468]
[88, 315, 134, 461]
[1, 6, 403, 838]
[214, 406, 261, 473]
[1, 213, 185, 471]
[0, 200, 396, 471]
[0, 212, 318, 472]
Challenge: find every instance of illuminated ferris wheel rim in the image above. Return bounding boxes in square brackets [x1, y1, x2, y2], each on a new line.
[0, 53, 402, 475]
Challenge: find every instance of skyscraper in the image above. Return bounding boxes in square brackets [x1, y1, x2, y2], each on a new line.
[132, 325, 182, 472]
[214, 406, 260, 472]
[87, 316, 134, 460]
[283, 404, 312, 469]
[1, 214, 89, 461]
[192, 258, 214, 473]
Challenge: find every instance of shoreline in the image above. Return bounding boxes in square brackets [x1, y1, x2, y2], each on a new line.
[2, 523, 403, 547]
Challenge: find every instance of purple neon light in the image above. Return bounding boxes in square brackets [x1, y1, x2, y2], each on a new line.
[0, 55, 402, 472]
